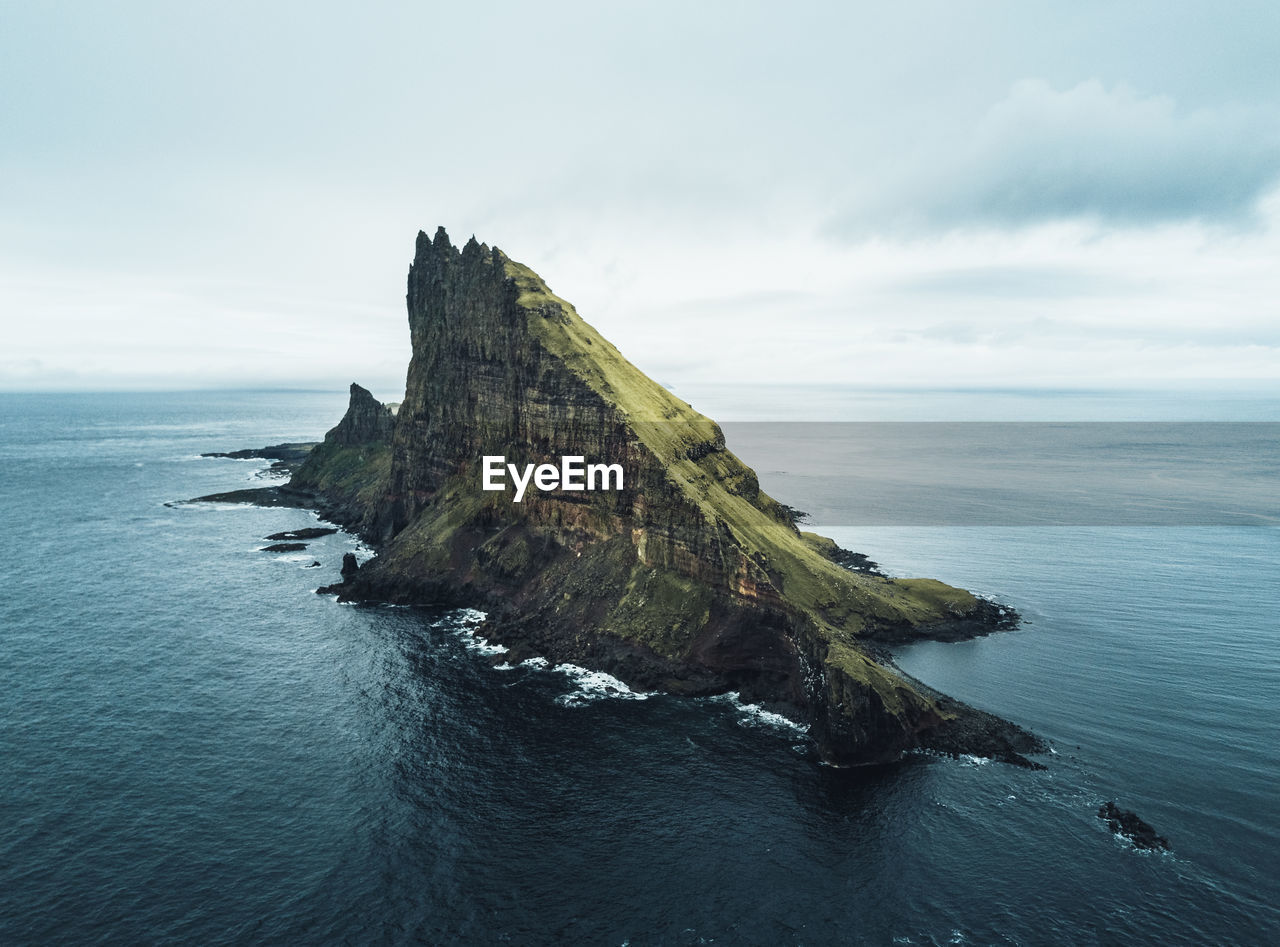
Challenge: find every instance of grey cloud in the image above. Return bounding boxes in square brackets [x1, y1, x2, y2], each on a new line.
[836, 79, 1280, 233]
[890, 264, 1147, 298]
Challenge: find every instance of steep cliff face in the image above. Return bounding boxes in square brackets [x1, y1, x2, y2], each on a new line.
[293, 228, 1040, 766]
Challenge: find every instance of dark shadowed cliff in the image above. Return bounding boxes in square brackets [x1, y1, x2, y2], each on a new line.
[290, 228, 1041, 766]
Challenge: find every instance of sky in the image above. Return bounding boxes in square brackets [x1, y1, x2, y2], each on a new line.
[3, 1, 1280, 398]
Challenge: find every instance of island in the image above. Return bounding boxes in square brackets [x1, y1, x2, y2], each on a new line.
[199, 228, 1043, 768]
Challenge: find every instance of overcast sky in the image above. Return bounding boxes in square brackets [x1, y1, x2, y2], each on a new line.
[4, 1, 1280, 396]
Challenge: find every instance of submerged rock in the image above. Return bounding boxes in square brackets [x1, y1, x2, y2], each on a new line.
[1098, 802, 1170, 850]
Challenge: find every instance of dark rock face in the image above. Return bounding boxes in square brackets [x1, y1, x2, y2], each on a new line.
[340, 553, 360, 580]
[261, 542, 307, 552]
[1098, 802, 1170, 850]
[325, 384, 395, 447]
[282, 228, 1042, 767]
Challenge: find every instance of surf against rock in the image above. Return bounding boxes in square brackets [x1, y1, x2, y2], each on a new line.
[482, 455, 624, 502]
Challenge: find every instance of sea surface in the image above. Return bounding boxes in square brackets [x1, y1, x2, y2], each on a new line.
[1, 390, 1278, 945]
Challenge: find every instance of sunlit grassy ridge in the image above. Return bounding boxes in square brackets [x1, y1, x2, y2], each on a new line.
[506, 256, 979, 640]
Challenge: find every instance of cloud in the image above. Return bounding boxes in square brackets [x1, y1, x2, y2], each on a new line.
[889, 264, 1146, 299]
[836, 79, 1280, 233]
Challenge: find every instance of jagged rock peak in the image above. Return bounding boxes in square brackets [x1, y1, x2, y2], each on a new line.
[461, 234, 490, 261]
[414, 227, 504, 269]
[323, 383, 395, 447]
[413, 227, 458, 267]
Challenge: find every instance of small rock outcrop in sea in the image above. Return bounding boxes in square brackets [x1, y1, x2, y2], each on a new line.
[261, 542, 307, 553]
[265, 528, 338, 541]
[1098, 802, 1170, 850]
[273, 227, 1042, 767]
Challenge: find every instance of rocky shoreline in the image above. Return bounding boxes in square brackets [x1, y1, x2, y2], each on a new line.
[208, 498, 1043, 770]
[197, 438, 1043, 771]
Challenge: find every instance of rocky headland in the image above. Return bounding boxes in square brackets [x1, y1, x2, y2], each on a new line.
[199, 228, 1043, 768]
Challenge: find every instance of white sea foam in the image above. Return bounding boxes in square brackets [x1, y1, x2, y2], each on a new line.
[343, 537, 377, 563]
[738, 703, 808, 735]
[708, 691, 808, 735]
[458, 631, 507, 656]
[451, 609, 507, 655]
[552, 663, 652, 707]
[960, 754, 992, 766]
[520, 657, 549, 669]
[493, 661, 515, 671]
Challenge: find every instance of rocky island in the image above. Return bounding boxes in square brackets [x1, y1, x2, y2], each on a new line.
[203, 228, 1043, 767]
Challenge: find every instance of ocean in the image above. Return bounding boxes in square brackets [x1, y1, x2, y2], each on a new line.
[1, 390, 1277, 945]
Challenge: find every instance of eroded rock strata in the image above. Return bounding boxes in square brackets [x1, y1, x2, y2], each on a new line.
[283, 228, 1042, 766]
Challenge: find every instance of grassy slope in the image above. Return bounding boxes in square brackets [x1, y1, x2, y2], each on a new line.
[290, 441, 392, 514]
[506, 258, 975, 712]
